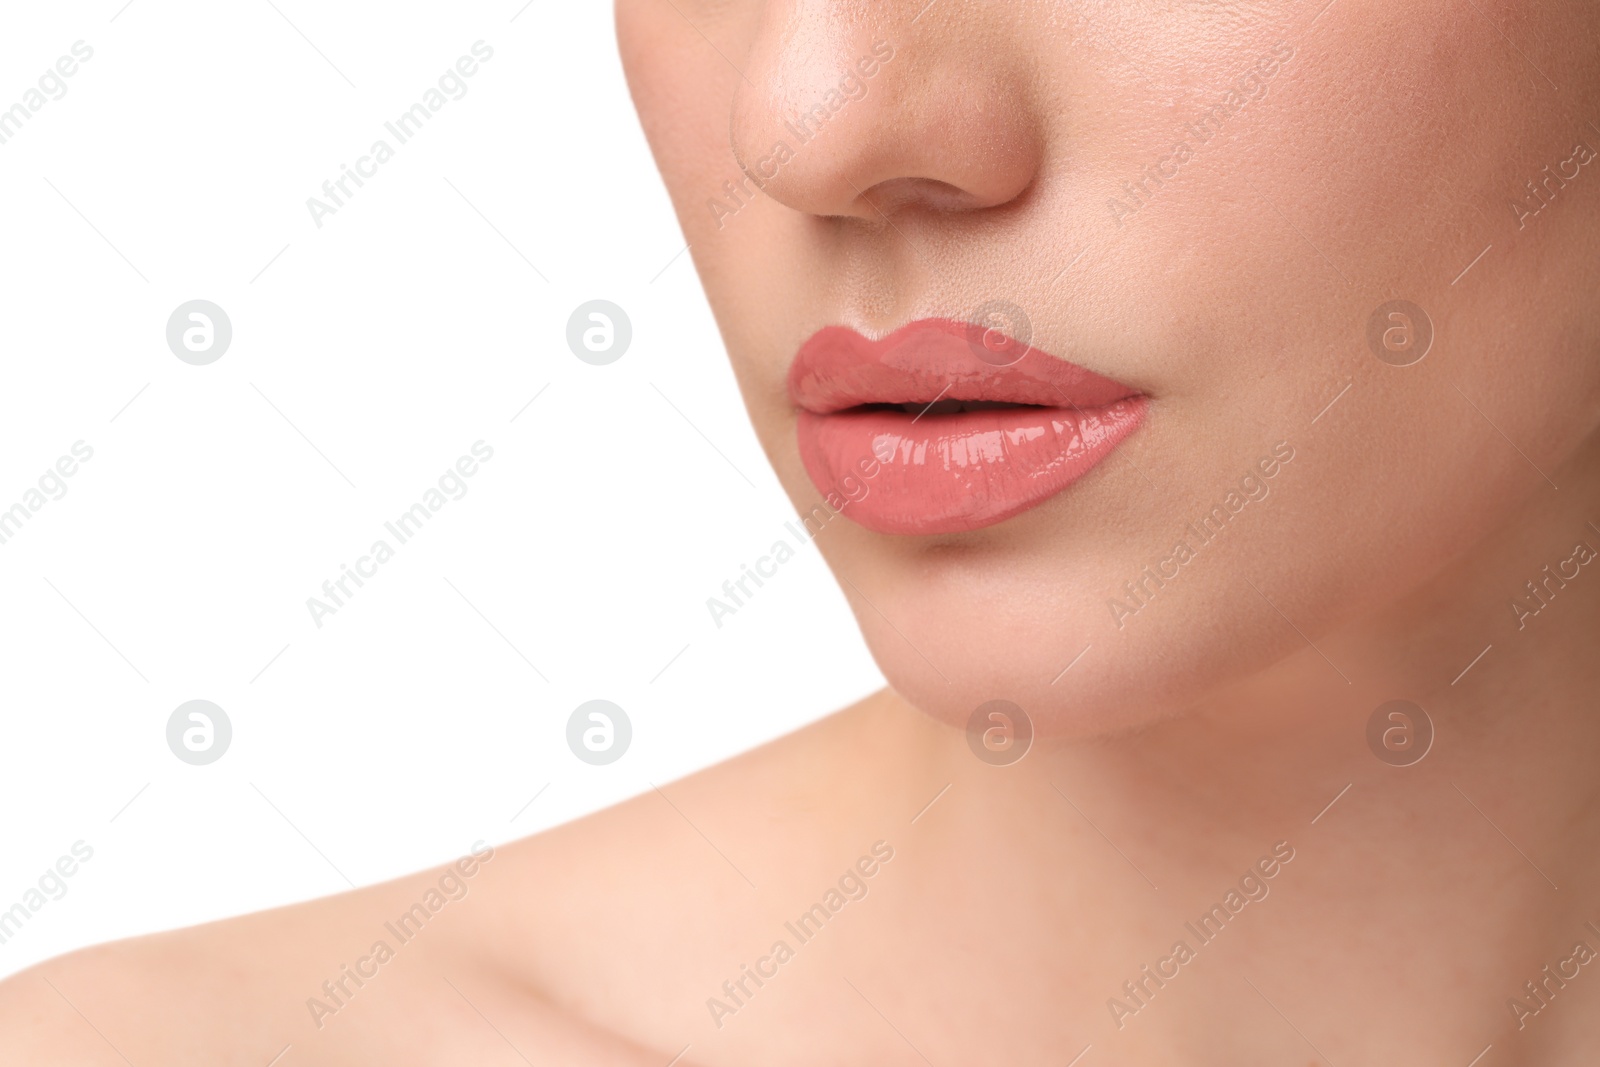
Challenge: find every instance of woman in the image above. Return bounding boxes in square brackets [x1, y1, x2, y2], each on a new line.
[5, 1, 1600, 1062]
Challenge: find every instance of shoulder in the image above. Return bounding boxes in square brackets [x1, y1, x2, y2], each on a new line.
[0, 853, 667, 1064]
[0, 690, 930, 1064]
[488, 688, 921, 935]
[474, 690, 935, 1043]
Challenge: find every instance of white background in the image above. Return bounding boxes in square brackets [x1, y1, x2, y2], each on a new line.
[0, 0, 883, 978]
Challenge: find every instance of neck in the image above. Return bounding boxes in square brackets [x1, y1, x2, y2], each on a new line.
[900, 443, 1600, 1060]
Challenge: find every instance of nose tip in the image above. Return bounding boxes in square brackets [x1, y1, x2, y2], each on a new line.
[728, 27, 1041, 222]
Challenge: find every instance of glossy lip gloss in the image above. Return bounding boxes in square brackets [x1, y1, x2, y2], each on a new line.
[788, 319, 1148, 536]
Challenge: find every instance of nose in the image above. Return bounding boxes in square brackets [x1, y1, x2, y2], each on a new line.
[728, 4, 1043, 221]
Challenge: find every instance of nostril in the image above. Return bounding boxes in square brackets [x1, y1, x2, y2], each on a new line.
[852, 177, 997, 217]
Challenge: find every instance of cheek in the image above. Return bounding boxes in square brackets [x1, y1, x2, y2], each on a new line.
[1085, 1, 1600, 511]
[1230, 5, 1600, 529]
[617, 0, 753, 232]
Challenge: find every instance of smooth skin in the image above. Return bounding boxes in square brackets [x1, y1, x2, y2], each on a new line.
[6, 0, 1600, 1063]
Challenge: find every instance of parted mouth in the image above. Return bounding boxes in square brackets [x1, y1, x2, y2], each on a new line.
[856, 398, 1054, 415]
[786, 318, 1147, 536]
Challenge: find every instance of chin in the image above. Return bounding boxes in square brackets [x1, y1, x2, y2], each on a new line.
[821, 530, 1213, 742]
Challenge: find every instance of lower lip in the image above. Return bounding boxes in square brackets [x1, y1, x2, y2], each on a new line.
[796, 398, 1147, 535]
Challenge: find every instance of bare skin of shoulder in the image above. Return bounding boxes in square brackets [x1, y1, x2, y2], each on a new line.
[0, 693, 966, 1066]
[9, 676, 1600, 1064]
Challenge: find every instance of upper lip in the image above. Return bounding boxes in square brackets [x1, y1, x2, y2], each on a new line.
[787, 319, 1141, 414]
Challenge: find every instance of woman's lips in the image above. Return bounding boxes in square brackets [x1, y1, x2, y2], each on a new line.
[788, 319, 1147, 535]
